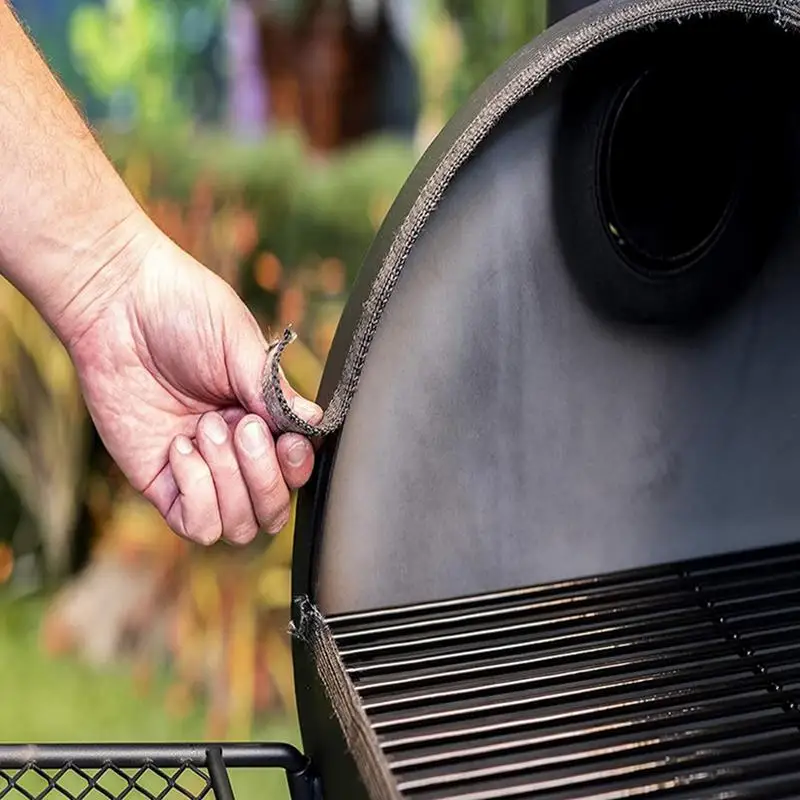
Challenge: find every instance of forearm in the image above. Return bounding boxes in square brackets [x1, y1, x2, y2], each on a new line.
[0, 1, 157, 346]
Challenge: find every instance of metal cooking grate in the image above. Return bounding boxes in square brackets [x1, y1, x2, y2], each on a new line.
[0, 744, 318, 800]
[329, 542, 800, 800]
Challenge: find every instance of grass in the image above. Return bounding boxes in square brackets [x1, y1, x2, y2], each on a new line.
[0, 595, 301, 799]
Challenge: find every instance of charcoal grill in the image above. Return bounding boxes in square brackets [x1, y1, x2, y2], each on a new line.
[7, 0, 800, 797]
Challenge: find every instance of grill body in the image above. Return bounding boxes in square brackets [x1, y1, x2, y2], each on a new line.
[290, 0, 800, 797]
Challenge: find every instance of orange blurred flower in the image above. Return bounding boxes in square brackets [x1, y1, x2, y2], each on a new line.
[318, 257, 346, 296]
[313, 319, 339, 358]
[278, 286, 307, 328]
[0, 544, 12, 584]
[234, 210, 260, 258]
[191, 176, 215, 217]
[150, 199, 187, 248]
[254, 252, 283, 292]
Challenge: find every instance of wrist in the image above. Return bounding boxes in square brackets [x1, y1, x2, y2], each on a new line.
[49, 205, 162, 352]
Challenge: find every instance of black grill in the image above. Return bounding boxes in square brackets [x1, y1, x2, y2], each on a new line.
[329, 542, 800, 800]
[0, 744, 319, 800]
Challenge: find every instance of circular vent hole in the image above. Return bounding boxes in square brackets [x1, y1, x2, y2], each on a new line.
[600, 63, 741, 274]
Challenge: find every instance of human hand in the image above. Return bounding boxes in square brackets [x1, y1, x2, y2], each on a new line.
[65, 228, 322, 546]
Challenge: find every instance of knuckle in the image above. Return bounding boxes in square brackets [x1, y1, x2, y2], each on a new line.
[185, 509, 222, 547]
[193, 523, 222, 546]
[261, 463, 285, 497]
[226, 521, 258, 546]
[264, 505, 291, 535]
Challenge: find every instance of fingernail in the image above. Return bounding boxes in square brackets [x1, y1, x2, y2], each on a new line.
[175, 436, 193, 456]
[241, 420, 267, 457]
[285, 435, 310, 467]
[204, 414, 228, 445]
[292, 395, 323, 424]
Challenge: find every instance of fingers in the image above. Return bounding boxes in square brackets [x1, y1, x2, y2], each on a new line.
[196, 412, 258, 545]
[234, 416, 292, 534]
[167, 435, 223, 545]
[164, 407, 317, 547]
[276, 432, 315, 490]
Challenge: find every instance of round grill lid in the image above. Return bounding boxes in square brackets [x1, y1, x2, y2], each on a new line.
[281, 0, 800, 617]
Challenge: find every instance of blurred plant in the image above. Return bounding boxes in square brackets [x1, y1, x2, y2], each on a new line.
[9, 0, 105, 121]
[0, 279, 89, 584]
[102, 126, 416, 331]
[0, 543, 14, 584]
[68, 0, 227, 131]
[441, 0, 547, 114]
[413, 0, 463, 150]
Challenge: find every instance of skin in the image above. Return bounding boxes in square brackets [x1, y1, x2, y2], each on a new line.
[0, 1, 321, 546]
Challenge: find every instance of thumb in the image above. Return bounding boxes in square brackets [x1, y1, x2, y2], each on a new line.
[275, 364, 323, 430]
[229, 316, 322, 432]
[261, 327, 328, 436]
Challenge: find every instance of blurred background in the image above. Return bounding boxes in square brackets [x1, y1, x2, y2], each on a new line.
[0, 1, 545, 796]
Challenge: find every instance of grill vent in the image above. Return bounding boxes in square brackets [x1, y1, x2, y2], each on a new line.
[330, 543, 800, 800]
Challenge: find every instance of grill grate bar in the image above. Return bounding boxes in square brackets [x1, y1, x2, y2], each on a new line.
[339, 605, 712, 661]
[339, 588, 800, 660]
[334, 568, 800, 646]
[379, 680, 798, 751]
[361, 640, 745, 712]
[396, 729, 800, 795]
[387, 705, 796, 770]
[357, 621, 800, 694]
[328, 574, 684, 632]
[402, 751, 800, 800]
[348, 609, 716, 682]
[346, 617, 723, 677]
[333, 579, 688, 644]
[369, 662, 800, 732]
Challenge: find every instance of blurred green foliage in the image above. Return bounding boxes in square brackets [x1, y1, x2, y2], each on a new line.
[443, 0, 548, 112]
[102, 127, 417, 296]
[10, 0, 105, 120]
[68, 0, 226, 130]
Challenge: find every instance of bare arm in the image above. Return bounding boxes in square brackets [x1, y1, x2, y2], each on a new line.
[0, 3, 323, 547]
[0, 1, 154, 346]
